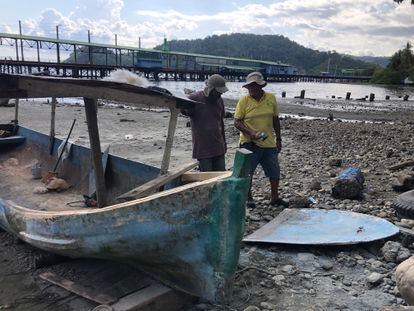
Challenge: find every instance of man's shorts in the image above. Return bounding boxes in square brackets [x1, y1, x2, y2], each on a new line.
[240, 142, 280, 179]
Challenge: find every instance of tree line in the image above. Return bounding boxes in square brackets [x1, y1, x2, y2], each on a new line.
[371, 43, 414, 84]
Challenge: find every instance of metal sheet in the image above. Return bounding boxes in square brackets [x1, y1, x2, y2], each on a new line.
[243, 209, 400, 245]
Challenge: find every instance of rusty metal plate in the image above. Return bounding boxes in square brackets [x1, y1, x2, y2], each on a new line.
[243, 209, 399, 245]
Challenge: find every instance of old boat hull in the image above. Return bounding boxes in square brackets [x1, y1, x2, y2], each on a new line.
[0, 135, 25, 146]
[0, 127, 250, 302]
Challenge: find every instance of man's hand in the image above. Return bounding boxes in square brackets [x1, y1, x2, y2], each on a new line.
[251, 131, 261, 140]
[276, 139, 282, 152]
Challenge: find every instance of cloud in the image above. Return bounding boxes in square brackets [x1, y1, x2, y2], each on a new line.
[1, 0, 413, 56]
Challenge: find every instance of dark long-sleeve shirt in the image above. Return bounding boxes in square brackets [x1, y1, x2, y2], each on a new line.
[183, 91, 226, 159]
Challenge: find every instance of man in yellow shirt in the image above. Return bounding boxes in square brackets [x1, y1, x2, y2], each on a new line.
[234, 71, 287, 208]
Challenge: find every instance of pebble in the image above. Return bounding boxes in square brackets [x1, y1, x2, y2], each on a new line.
[320, 260, 334, 270]
[272, 274, 285, 285]
[243, 306, 260, 311]
[281, 265, 296, 275]
[260, 302, 277, 310]
[342, 278, 352, 286]
[381, 241, 402, 262]
[367, 272, 384, 286]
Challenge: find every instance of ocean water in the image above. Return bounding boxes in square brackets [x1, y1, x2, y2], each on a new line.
[154, 81, 414, 101]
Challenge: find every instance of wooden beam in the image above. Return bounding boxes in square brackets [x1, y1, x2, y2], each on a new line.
[84, 97, 106, 208]
[388, 160, 414, 171]
[14, 98, 19, 123]
[0, 74, 196, 109]
[49, 97, 56, 154]
[160, 108, 178, 175]
[110, 283, 192, 311]
[39, 272, 117, 305]
[181, 171, 230, 183]
[115, 161, 198, 203]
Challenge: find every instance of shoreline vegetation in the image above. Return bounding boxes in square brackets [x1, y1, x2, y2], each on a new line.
[371, 43, 414, 85]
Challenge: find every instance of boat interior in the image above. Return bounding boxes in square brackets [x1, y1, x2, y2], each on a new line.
[0, 125, 231, 212]
[0, 74, 234, 212]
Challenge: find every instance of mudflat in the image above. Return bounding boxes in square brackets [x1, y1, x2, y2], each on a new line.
[0, 96, 414, 310]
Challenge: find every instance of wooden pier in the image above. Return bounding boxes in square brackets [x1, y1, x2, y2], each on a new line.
[0, 32, 372, 82]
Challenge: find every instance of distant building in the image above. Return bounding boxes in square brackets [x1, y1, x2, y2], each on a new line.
[133, 49, 297, 75]
[340, 69, 355, 76]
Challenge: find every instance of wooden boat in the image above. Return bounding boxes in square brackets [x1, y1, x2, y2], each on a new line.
[0, 73, 251, 303]
[0, 123, 25, 146]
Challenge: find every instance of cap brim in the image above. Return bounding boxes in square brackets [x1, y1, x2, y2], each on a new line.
[215, 86, 229, 94]
[242, 80, 267, 88]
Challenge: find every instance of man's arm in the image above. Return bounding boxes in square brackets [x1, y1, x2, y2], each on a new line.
[234, 118, 260, 140]
[273, 115, 282, 151]
[180, 108, 193, 117]
[220, 101, 227, 151]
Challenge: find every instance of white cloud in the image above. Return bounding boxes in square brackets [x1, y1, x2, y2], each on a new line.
[1, 0, 413, 56]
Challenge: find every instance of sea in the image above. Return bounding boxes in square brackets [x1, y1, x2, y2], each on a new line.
[28, 81, 414, 113]
[154, 81, 414, 101]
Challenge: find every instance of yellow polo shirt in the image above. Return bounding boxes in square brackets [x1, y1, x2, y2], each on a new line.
[235, 92, 279, 148]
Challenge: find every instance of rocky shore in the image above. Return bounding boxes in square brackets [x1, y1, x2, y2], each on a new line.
[1, 97, 414, 310]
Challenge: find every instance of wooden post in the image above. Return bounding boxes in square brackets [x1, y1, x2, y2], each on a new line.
[84, 97, 106, 207]
[346, 92, 351, 100]
[300, 90, 305, 99]
[232, 149, 252, 178]
[281, 91, 286, 98]
[14, 98, 19, 124]
[369, 93, 375, 102]
[160, 108, 178, 175]
[49, 97, 57, 154]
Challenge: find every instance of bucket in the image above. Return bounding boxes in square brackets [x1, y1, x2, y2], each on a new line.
[31, 161, 42, 179]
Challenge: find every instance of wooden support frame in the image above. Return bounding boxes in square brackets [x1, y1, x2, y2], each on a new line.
[0, 74, 196, 110]
[84, 97, 106, 208]
[14, 98, 19, 124]
[115, 161, 198, 203]
[49, 97, 56, 154]
[160, 108, 178, 175]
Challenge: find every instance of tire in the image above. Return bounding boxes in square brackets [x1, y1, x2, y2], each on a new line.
[392, 190, 414, 219]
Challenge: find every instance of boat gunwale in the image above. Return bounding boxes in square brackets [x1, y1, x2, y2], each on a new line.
[1, 171, 234, 217]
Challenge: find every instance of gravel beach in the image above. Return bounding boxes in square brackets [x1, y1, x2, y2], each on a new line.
[1, 96, 414, 310]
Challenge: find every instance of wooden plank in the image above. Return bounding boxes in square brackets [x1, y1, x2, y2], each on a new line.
[110, 283, 192, 311]
[181, 171, 230, 183]
[115, 161, 198, 203]
[0, 74, 196, 109]
[14, 98, 19, 123]
[84, 97, 106, 207]
[89, 145, 110, 197]
[39, 272, 118, 305]
[160, 108, 178, 175]
[388, 160, 414, 171]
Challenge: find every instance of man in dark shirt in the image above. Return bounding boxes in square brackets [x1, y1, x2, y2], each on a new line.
[182, 74, 228, 171]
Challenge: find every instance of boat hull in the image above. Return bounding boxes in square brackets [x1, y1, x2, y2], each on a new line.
[0, 174, 249, 302]
[0, 127, 250, 302]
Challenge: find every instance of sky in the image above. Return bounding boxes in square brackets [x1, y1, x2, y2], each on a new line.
[0, 0, 413, 58]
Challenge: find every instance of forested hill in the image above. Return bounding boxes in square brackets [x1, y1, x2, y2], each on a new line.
[154, 33, 375, 74]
